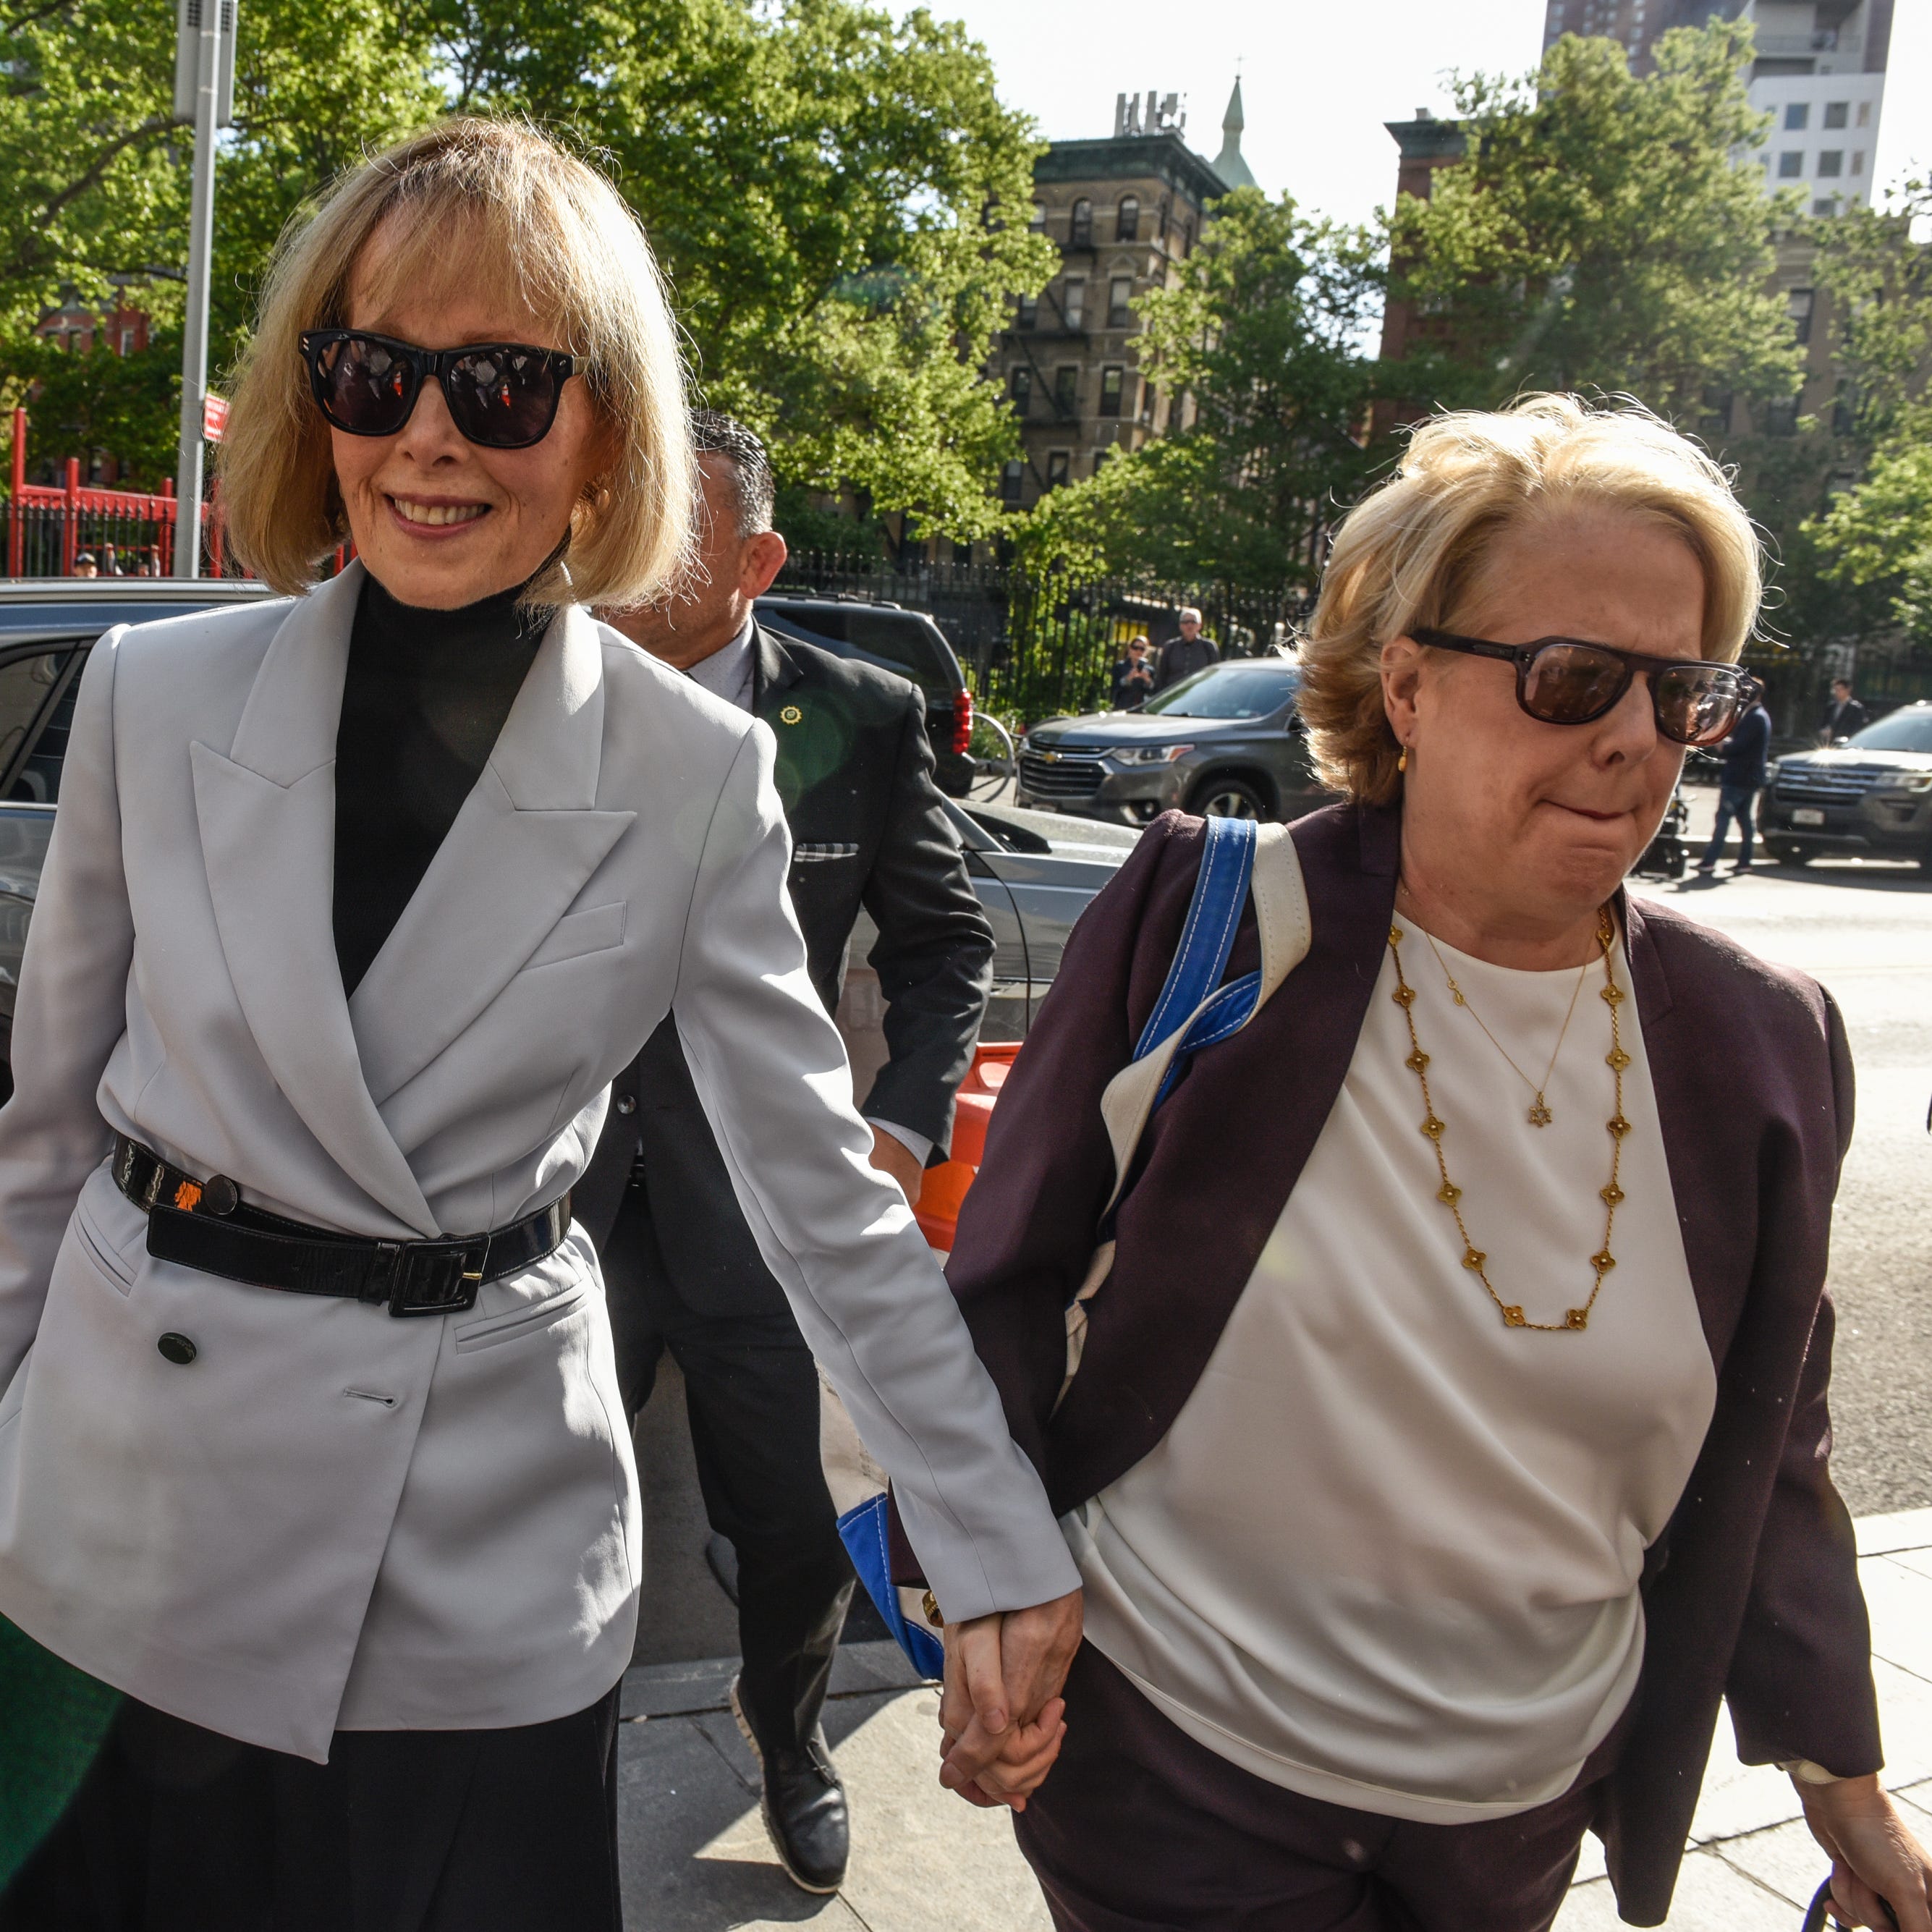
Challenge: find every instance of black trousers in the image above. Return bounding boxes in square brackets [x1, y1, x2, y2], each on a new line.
[605, 1185, 853, 1756]
[0, 1687, 622, 1932]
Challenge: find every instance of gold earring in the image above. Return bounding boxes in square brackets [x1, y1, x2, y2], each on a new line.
[1398, 747, 1409, 774]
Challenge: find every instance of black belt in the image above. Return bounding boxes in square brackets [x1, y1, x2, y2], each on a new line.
[112, 1135, 571, 1318]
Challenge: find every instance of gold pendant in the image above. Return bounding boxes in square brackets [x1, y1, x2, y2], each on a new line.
[1527, 1097, 1553, 1127]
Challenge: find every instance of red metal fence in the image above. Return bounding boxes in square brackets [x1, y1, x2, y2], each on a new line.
[4, 407, 225, 577]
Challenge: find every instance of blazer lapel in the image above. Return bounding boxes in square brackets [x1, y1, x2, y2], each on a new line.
[349, 603, 634, 1107]
[190, 565, 437, 1234]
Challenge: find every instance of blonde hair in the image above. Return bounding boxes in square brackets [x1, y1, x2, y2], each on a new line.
[1300, 394, 1761, 806]
[221, 118, 692, 606]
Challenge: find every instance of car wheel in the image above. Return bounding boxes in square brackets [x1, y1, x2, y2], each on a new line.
[1188, 776, 1270, 821]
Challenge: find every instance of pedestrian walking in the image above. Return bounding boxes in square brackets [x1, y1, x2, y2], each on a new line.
[1698, 690, 1771, 874]
[931, 395, 1932, 1932]
[1153, 607, 1219, 691]
[1110, 636, 1155, 709]
[0, 119, 1077, 1931]
[1819, 677, 1870, 745]
[575, 411, 996, 1895]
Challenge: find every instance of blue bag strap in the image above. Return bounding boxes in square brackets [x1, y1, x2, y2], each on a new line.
[1134, 815, 1255, 1060]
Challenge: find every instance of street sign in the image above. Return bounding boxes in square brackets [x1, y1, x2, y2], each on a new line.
[203, 394, 229, 442]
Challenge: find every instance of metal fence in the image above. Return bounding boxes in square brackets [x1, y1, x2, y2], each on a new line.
[771, 552, 1313, 723]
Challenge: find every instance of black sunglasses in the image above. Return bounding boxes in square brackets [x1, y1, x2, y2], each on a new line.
[1410, 627, 1762, 748]
[299, 329, 577, 449]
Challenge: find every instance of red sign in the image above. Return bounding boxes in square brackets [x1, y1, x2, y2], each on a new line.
[202, 392, 229, 442]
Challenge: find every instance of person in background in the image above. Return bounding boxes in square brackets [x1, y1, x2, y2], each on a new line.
[1697, 689, 1772, 876]
[1110, 637, 1155, 710]
[1154, 607, 1219, 692]
[1819, 677, 1869, 745]
[577, 411, 997, 1896]
[935, 396, 1929, 1932]
[69, 553, 98, 579]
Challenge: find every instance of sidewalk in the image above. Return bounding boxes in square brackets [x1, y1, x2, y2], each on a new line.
[617, 1507, 1932, 1930]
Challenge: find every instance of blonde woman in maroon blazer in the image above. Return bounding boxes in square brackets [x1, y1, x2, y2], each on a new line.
[933, 398, 1932, 1931]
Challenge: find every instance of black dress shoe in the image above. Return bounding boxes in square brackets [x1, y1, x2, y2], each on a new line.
[730, 1674, 850, 1894]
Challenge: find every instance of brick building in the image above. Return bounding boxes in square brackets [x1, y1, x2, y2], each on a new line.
[991, 86, 1246, 509]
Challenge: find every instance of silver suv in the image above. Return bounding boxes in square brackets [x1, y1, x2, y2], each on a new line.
[1758, 701, 1932, 873]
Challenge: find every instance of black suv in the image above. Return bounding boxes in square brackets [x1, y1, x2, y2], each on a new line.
[1758, 701, 1932, 871]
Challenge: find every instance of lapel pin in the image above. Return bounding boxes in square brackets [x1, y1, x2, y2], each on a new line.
[779, 705, 802, 724]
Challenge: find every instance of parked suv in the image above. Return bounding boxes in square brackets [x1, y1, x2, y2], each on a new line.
[1017, 656, 1331, 826]
[755, 593, 975, 797]
[1758, 701, 1932, 871]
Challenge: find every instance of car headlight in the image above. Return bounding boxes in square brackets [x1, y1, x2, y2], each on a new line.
[1877, 773, 1932, 795]
[1109, 744, 1194, 765]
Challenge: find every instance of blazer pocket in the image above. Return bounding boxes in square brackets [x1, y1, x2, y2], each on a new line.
[72, 1200, 137, 1295]
[522, 902, 626, 973]
[452, 1281, 590, 1355]
[792, 842, 860, 865]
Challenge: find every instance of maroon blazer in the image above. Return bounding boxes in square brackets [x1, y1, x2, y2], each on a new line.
[939, 802, 1878, 1927]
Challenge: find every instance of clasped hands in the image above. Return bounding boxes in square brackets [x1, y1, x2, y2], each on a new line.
[936, 1588, 1083, 1811]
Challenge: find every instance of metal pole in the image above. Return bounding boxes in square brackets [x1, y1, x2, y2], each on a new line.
[173, 4, 223, 578]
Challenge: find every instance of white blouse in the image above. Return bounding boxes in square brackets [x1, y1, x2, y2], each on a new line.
[1067, 925, 1717, 1823]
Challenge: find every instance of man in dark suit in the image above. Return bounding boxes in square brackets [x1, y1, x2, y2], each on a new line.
[578, 414, 993, 1894]
[1154, 606, 1220, 691]
[1818, 677, 1869, 745]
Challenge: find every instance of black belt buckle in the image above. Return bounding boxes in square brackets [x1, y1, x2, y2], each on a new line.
[378, 1234, 490, 1318]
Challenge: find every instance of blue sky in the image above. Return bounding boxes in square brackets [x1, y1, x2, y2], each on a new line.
[914, 0, 1931, 234]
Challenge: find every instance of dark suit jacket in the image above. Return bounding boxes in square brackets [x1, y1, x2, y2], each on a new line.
[925, 802, 1876, 1927]
[1820, 696, 1869, 743]
[573, 624, 994, 1311]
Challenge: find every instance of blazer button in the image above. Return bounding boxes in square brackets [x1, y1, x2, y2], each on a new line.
[156, 1332, 198, 1365]
[614, 1094, 637, 1116]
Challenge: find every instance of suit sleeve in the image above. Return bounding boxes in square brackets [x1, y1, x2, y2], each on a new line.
[855, 686, 993, 1157]
[1726, 992, 1883, 1775]
[671, 721, 1079, 1620]
[0, 631, 135, 1387]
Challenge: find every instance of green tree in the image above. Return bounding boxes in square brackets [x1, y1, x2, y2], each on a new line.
[1387, 22, 1803, 420]
[419, 0, 1054, 545]
[1806, 443, 1932, 645]
[6, 329, 182, 486]
[1022, 189, 1383, 590]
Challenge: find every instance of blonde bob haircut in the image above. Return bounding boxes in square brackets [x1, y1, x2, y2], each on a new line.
[1299, 394, 1762, 807]
[221, 118, 692, 606]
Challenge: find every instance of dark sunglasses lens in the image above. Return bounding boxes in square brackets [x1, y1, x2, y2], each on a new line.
[1654, 664, 1745, 746]
[442, 349, 562, 448]
[315, 335, 417, 435]
[1520, 643, 1629, 724]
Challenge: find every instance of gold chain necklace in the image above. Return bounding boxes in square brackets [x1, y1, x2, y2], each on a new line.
[1387, 910, 1629, 1333]
[1422, 931, 1589, 1128]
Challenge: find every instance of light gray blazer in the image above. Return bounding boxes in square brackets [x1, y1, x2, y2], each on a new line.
[0, 562, 1077, 1761]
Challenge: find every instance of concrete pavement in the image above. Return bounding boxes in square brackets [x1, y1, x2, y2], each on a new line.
[616, 1509, 1932, 1931]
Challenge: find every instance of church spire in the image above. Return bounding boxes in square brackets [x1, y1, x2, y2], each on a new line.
[1212, 76, 1258, 191]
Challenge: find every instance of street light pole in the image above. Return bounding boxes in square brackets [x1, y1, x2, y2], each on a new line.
[172, 0, 234, 580]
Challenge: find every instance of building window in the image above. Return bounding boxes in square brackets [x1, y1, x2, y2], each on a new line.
[1832, 378, 1857, 436]
[1817, 150, 1843, 177]
[1093, 450, 1111, 476]
[1813, 198, 1839, 217]
[1787, 287, 1815, 344]
[1046, 451, 1070, 488]
[1823, 101, 1848, 128]
[1062, 277, 1086, 331]
[1851, 150, 1865, 176]
[1141, 383, 1157, 425]
[1777, 151, 1804, 178]
[1180, 219, 1194, 257]
[1117, 195, 1140, 243]
[1069, 198, 1093, 247]
[119, 327, 135, 355]
[1856, 101, 1870, 126]
[1107, 277, 1132, 329]
[1761, 397, 1800, 436]
[1098, 366, 1124, 417]
[1784, 102, 1809, 130]
[1016, 293, 1037, 329]
[1009, 366, 1031, 417]
[1000, 460, 1025, 505]
[1054, 365, 1079, 416]
[1698, 387, 1733, 438]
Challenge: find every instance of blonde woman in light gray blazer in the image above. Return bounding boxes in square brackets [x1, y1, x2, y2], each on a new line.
[0, 122, 1080, 1930]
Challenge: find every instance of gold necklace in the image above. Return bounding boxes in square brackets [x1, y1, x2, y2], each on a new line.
[1388, 910, 1628, 1333]
[1422, 931, 1590, 1128]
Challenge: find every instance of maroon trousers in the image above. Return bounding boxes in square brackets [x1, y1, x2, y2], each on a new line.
[1014, 1645, 1610, 1932]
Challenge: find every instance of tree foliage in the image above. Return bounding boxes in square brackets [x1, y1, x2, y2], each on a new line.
[1387, 22, 1804, 420]
[1022, 190, 1384, 589]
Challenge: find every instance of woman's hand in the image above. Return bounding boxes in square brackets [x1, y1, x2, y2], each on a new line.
[1799, 1772, 1932, 1931]
[936, 1588, 1082, 1808]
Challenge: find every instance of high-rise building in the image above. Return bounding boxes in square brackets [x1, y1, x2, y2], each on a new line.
[1540, 0, 1894, 216]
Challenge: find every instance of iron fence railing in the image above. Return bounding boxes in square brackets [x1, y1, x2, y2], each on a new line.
[771, 551, 1314, 724]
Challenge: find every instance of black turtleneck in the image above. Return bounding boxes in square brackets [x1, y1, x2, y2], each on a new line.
[331, 575, 549, 996]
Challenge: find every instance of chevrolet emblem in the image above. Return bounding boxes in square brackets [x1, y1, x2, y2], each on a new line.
[1040, 749, 1060, 762]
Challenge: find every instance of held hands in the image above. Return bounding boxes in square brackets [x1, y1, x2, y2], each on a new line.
[936, 1589, 1083, 1811]
[1799, 1772, 1932, 1931]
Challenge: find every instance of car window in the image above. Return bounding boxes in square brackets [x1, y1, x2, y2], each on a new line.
[1143, 664, 1300, 720]
[0, 650, 77, 803]
[1847, 708, 1932, 754]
